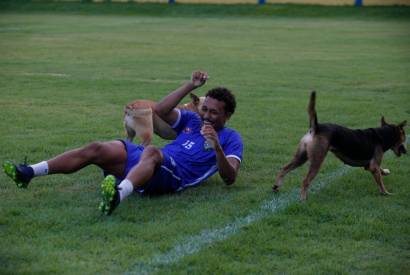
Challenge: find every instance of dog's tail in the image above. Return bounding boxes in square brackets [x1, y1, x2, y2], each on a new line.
[308, 91, 318, 131]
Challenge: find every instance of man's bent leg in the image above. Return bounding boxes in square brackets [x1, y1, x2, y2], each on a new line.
[125, 145, 164, 188]
[100, 145, 163, 215]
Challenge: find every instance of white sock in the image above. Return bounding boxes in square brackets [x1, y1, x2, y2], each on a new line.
[118, 179, 134, 201]
[30, 161, 49, 177]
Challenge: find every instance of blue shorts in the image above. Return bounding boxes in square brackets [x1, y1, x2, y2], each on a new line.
[117, 140, 182, 196]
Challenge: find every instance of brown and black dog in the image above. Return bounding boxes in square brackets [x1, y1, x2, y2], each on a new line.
[124, 93, 205, 146]
[273, 91, 407, 201]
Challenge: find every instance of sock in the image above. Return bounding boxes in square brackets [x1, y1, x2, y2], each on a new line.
[30, 161, 49, 177]
[118, 179, 134, 201]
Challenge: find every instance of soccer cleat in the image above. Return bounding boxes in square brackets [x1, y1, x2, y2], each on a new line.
[3, 161, 34, 188]
[99, 175, 120, 216]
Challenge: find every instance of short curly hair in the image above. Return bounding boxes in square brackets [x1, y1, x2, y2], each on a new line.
[205, 87, 236, 115]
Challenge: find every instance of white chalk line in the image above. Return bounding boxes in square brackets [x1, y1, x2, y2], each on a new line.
[125, 165, 352, 275]
[125, 136, 410, 274]
[21, 72, 70, 78]
[132, 78, 183, 84]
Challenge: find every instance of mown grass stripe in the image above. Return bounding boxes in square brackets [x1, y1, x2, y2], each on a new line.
[125, 165, 352, 274]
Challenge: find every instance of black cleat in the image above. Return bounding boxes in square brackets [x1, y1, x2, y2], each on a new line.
[3, 161, 34, 188]
[99, 175, 121, 216]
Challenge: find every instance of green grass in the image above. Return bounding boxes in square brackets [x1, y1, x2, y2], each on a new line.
[1, 2, 410, 274]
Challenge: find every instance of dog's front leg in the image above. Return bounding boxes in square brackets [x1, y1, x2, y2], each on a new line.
[381, 168, 391, 176]
[369, 149, 392, 195]
[369, 168, 392, 195]
[365, 166, 390, 176]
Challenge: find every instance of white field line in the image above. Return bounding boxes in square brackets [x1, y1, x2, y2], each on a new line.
[132, 78, 183, 84]
[125, 135, 410, 275]
[22, 72, 70, 77]
[125, 165, 352, 275]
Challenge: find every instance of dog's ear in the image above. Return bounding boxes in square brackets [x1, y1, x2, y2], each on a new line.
[398, 120, 407, 128]
[381, 116, 387, 126]
[190, 93, 200, 105]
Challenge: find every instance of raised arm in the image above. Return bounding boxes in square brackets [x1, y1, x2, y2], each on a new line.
[154, 71, 208, 126]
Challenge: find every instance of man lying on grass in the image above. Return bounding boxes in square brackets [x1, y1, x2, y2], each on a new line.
[3, 71, 243, 215]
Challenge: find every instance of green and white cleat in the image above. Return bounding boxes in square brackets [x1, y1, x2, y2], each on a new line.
[3, 160, 34, 188]
[99, 175, 120, 216]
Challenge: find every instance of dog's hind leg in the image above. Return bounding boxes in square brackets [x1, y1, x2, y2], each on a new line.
[125, 125, 136, 142]
[123, 107, 154, 146]
[273, 140, 308, 193]
[300, 138, 328, 201]
[124, 111, 136, 142]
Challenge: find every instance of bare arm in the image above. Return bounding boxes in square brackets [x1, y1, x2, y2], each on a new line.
[215, 145, 241, 185]
[154, 71, 208, 126]
[201, 124, 241, 185]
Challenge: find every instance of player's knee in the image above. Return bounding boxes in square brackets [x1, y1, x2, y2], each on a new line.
[142, 145, 162, 164]
[82, 142, 105, 160]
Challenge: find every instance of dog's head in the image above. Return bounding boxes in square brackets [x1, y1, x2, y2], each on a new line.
[381, 116, 407, 157]
[182, 93, 205, 116]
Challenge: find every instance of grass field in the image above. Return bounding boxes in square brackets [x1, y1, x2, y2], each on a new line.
[1, 2, 410, 274]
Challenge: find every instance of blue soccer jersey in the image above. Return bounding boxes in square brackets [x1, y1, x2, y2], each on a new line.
[161, 109, 243, 189]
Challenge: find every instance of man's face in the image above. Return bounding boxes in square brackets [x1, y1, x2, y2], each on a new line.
[201, 96, 231, 131]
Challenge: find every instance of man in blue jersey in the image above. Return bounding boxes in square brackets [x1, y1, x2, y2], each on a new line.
[3, 71, 243, 215]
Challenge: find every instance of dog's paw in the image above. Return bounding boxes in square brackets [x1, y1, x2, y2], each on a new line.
[381, 191, 394, 196]
[272, 185, 280, 193]
[381, 168, 390, 176]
